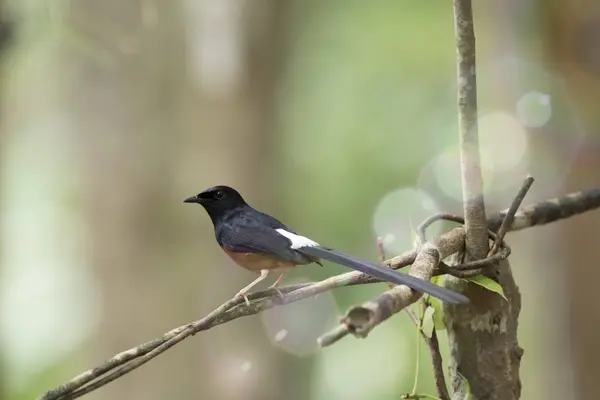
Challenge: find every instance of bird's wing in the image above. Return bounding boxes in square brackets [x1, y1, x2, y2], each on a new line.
[221, 224, 311, 264]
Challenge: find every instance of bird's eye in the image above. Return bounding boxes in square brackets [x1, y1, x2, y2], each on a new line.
[214, 190, 224, 200]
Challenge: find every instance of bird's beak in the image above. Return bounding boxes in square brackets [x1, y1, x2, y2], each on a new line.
[184, 195, 200, 204]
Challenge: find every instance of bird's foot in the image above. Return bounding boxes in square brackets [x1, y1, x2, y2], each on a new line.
[235, 291, 251, 306]
[268, 284, 284, 299]
[268, 271, 288, 300]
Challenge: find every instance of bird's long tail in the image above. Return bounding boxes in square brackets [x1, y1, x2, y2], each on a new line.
[298, 246, 469, 304]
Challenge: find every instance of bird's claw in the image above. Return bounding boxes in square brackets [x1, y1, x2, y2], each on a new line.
[267, 284, 284, 300]
[273, 287, 284, 299]
[235, 292, 251, 306]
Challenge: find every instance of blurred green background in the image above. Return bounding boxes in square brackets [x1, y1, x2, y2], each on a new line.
[2, 1, 600, 399]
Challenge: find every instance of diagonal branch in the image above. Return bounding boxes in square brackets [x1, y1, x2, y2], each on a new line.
[487, 187, 600, 232]
[39, 187, 600, 400]
[489, 175, 534, 255]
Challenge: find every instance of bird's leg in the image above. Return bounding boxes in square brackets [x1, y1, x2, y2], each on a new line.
[236, 269, 270, 306]
[268, 270, 289, 299]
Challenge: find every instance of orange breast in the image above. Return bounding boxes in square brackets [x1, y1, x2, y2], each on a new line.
[223, 249, 298, 272]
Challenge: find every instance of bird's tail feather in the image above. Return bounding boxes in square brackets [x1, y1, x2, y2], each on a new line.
[299, 246, 469, 304]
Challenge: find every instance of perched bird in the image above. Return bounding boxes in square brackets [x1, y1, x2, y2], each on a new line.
[184, 185, 469, 305]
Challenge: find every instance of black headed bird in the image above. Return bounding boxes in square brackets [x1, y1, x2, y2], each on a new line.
[184, 185, 469, 305]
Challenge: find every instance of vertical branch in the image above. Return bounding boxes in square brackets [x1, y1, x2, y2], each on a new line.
[453, 0, 488, 259]
[447, 4, 523, 400]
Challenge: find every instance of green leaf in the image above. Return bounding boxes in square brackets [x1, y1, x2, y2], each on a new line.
[464, 275, 507, 301]
[427, 276, 446, 330]
[421, 306, 435, 338]
[429, 297, 446, 330]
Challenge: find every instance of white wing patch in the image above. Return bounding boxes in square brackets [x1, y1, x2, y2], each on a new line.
[276, 229, 319, 249]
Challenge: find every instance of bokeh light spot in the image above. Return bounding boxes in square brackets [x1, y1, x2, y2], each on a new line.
[261, 277, 338, 356]
[516, 91, 552, 128]
[430, 148, 463, 202]
[274, 329, 288, 342]
[372, 187, 440, 254]
[215, 354, 260, 396]
[240, 361, 252, 373]
[478, 111, 529, 173]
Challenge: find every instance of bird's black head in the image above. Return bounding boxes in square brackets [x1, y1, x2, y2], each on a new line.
[184, 185, 247, 222]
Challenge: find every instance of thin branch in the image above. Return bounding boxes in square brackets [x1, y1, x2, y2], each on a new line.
[489, 175, 534, 255]
[437, 263, 488, 279]
[427, 330, 450, 400]
[401, 394, 441, 400]
[39, 187, 600, 399]
[417, 213, 463, 243]
[316, 325, 349, 348]
[487, 187, 600, 232]
[404, 307, 420, 326]
[418, 213, 506, 247]
[404, 303, 450, 400]
[377, 236, 386, 263]
[411, 307, 422, 395]
[454, 0, 488, 260]
[447, 245, 511, 271]
[377, 236, 395, 289]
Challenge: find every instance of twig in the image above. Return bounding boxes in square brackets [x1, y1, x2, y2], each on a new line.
[488, 175, 534, 256]
[454, 0, 488, 260]
[437, 263, 487, 279]
[487, 187, 600, 233]
[447, 245, 510, 271]
[418, 214, 512, 275]
[316, 325, 350, 348]
[39, 187, 600, 399]
[404, 307, 420, 326]
[377, 236, 386, 263]
[377, 236, 395, 289]
[418, 213, 505, 246]
[417, 213, 462, 243]
[401, 394, 440, 400]
[427, 329, 450, 400]
[411, 306, 423, 394]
